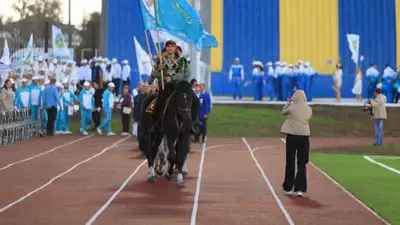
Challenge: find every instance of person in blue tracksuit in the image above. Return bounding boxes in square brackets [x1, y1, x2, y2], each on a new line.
[274, 61, 281, 101]
[28, 76, 42, 120]
[228, 57, 245, 100]
[296, 61, 306, 91]
[365, 64, 380, 99]
[15, 78, 30, 109]
[198, 83, 211, 143]
[292, 60, 302, 91]
[79, 82, 95, 135]
[280, 63, 292, 101]
[62, 78, 80, 134]
[97, 82, 115, 135]
[304, 62, 318, 101]
[54, 83, 66, 134]
[251, 61, 264, 101]
[265, 62, 275, 101]
[382, 65, 397, 103]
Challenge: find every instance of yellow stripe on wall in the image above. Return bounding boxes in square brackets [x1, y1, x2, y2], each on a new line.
[396, 0, 400, 68]
[210, 0, 223, 72]
[280, 0, 339, 74]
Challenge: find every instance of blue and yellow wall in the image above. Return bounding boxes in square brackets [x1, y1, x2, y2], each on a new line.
[107, 0, 400, 98]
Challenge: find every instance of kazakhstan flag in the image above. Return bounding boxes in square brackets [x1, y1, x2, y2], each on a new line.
[154, 0, 203, 46]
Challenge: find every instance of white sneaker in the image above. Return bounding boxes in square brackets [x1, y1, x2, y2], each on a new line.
[296, 191, 304, 197]
[121, 132, 130, 136]
[55, 131, 61, 135]
[82, 131, 89, 136]
[64, 131, 72, 134]
[107, 132, 116, 136]
[97, 128, 102, 135]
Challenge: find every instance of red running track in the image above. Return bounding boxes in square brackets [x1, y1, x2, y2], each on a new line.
[0, 136, 388, 225]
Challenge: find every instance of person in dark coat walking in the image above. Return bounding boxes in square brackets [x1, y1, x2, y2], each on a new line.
[91, 82, 104, 129]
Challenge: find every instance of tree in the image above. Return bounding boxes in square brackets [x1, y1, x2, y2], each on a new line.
[79, 12, 100, 49]
[10, 0, 63, 48]
[12, 0, 62, 22]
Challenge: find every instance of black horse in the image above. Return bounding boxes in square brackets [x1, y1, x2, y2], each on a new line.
[139, 81, 198, 186]
[162, 81, 193, 185]
[139, 93, 165, 183]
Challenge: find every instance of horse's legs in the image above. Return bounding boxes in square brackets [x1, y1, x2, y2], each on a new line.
[176, 134, 190, 186]
[153, 133, 165, 176]
[146, 133, 157, 183]
[164, 135, 176, 180]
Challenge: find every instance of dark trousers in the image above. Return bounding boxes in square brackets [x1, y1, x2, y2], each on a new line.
[121, 111, 131, 133]
[282, 134, 310, 193]
[92, 110, 101, 128]
[200, 118, 207, 141]
[113, 78, 121, 96]
[46, 107, 57, 136]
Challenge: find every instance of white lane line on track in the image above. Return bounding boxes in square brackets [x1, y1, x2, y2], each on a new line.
[279, 138, 390, 225]
[190, 141, 207, 225]
[0, 135, 93, 172]
[244, 137, 295, 225]
[251, 145, 283, 153]
[0, 136, 131, 213]
[85, 159, 147, 225]
[369, 155, 400, 160]
[364, 156, 400, 175]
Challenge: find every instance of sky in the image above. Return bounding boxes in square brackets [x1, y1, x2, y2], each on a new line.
[0, 0, 102, 26]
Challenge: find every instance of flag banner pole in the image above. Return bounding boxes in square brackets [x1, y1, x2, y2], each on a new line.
[144, 30, 154, 70]
[157, 27, 164, 90]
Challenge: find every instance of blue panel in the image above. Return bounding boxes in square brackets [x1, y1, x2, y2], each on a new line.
[222, 0, 280, 73]
[211, 73, 370, 98]
[338, 0, 397, 76]
[107, 0, 158, 86]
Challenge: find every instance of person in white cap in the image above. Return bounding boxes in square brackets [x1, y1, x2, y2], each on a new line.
[54, 82, 66, 135]
[111, 58, 122, 97]
[103, 61, 113, 87]
[79, 81, 95, 135]
[251, 61, 264, 101]
[228, 57, 245, 100]
[97, 82, 115, 136]
[265, 62, 275, 101]
[304, 62, 317, 101]
[15, 78, 30, 109]
[28, 75, 42, 120]
[62, 78, 79, 134]
[121, 59, 131, 88]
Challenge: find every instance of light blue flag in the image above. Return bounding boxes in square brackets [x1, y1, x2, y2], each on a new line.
[138, 0, 157, 30]
[138, 0, 218, 51]
[153, 0, 203, 46]
[201, 30, 218, 48]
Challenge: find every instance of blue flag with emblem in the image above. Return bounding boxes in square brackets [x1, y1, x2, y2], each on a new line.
[138, 0, 218, 50]
[153, 0, 203, 48]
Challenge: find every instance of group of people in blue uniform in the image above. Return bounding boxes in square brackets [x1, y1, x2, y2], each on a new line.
[365, 64, 400, 103]
[229, 58, 318, 102]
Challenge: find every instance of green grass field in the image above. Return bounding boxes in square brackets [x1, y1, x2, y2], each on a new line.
[311, 146, 400, 224]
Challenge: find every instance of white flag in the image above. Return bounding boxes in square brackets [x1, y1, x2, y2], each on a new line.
[0, 39, 10, 65]
[347, 34, 360, 65]
[52, 25, 69, 57]
[133, 36, 152, 76]
[24, 34, 34, 65]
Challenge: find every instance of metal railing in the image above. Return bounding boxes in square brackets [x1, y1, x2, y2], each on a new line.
[0, 108, 43, 146]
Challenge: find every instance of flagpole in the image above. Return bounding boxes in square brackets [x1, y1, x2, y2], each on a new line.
[143, 30, 154, 69]
[157, 27, 164, 90]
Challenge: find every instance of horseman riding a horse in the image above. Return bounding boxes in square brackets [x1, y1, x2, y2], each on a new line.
[139, 40, 200, 186]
